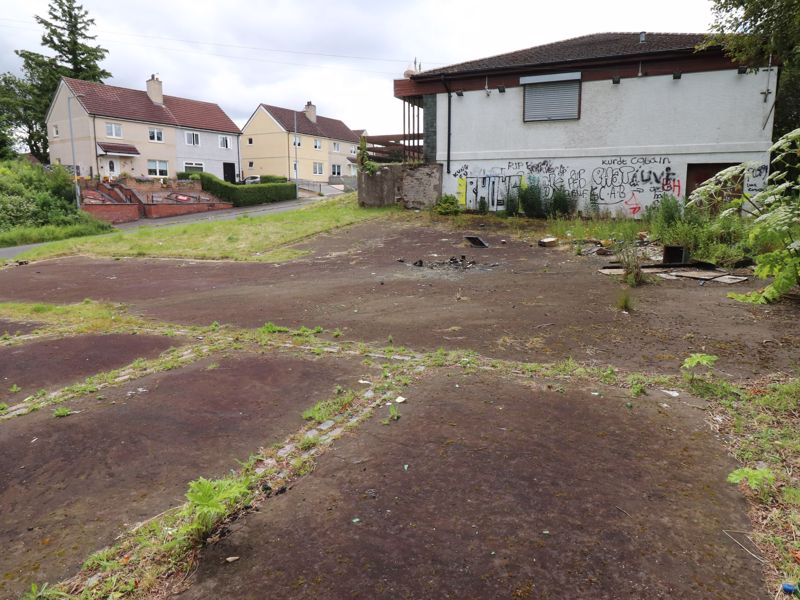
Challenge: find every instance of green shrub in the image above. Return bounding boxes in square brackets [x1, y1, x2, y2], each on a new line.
[477, 198, 488, 214]
[504, 190, 520, 217]
[434, 194, 461, 215]
[198, 172, 296, 207]
[0, 160, 79, 231]
[259, 175, 288, 184]
[175, 171, 191, 180]
[548, 185, 575, 217]
[519, 181, 545, 218]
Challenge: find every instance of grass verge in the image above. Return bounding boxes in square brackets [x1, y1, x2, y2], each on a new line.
[17, 194, 392, 262]
[0, 218, 113, 249]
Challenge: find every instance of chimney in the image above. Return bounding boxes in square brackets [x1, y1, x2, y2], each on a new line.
[639, 31, 647, 44]
[304, 101, 316, 123]
[146, 74, 163, 104]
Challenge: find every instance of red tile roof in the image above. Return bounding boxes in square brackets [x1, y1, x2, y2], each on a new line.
[260, 104, 359, 143]
[415, 32, 710, 78]
[96, 142, 140, 155]
[64, 77, 240, 134]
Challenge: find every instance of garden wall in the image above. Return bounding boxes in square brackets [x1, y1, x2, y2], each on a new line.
[358, 164, 442, 209]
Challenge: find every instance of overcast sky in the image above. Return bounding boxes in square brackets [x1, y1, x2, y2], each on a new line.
[0, 0, 715, 134]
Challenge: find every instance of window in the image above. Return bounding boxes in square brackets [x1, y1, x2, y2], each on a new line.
[183, 161, 204, 173]
[293, 135, 301, 147]
[293, 161, 298, 175]
[147, 159, 168, 177]
[248, 161, 254, 168]
[313, 138, 321, 150]
[313, 162, 324, 175]
[350, 145, 357, 155]
[332, 142, 340, 152]
[248, 137, 253, 145]
[219, 135, 232, 149]
[105, 122, 122, 138]
[185, 131, 200, 146]
[148, 127, 163, 142]
[53, 124, 59, 138]
[521, 73, 581, 122]
[331, 164, 341, 176]
[350, 164, 356, 176]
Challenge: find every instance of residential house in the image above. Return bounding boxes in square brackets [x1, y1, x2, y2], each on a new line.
[241, 102, 360, 182]
[46, 75, 241, 182]
[394, 32, 775, 214]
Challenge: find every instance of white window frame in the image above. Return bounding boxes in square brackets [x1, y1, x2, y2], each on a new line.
[313, 162, 324, 175]
[147, 159, 168, 177]
[521, 72, 581, 122]
[219, 135, 232, 149]
[183, 161, 204, 173]
[350, 164, 357, 175]
[350, 145, 357, 155]
[148, 127, 164, 143]
[313, 138, 322, 150]
[105, 122, 122, 138]
[293, 135, 301, 147]
[332, 142, 340, 152]
[331, 164, 341, 176]
[53, 124, 60, 138]
[293, 161, 298, 175]
[185, 131, 200, 146]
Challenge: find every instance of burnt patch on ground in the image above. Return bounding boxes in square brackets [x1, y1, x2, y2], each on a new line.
[0, 320, 40, 337]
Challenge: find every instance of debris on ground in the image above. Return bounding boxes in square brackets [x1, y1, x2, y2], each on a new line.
[464, 235, 489, 248]
[538, 237, 558, 248]
[408, 256, 496, 271]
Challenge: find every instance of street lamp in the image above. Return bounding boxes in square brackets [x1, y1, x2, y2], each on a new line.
[66, 92, 84, 209]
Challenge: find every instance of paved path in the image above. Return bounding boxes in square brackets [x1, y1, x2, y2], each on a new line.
[0, 196, 326, 261]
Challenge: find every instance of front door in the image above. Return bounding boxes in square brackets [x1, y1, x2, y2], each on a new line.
[223, 162, 236, 183]
[108, 159, 116, 177]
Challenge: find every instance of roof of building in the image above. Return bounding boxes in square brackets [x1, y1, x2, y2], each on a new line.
[260, 104, 359, 143]
[415, 32, 710, 78]
[63, 77, 241, 134]
[96, 142, 140, 155]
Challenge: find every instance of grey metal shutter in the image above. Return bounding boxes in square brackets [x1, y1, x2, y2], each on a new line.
[523, 80, 580, 121]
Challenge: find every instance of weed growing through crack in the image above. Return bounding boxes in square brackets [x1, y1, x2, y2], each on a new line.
[53, 407, 72, 418]
[20, 582, 68, 599]
[299, 434, 320, 451]
[302, 387, 356, 423]
[8, 383, 21, 393]
[0, 403, 8, 414]
[627, 374, 647, 397]
[616, 290, 634, 312]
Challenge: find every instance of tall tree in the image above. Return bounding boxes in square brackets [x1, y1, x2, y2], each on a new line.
[0, 0, 110, 162]
[706, 0, 800, 138]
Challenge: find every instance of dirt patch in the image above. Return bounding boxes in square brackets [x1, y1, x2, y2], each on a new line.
[177, 371, 766, 600]
[0, 320, 40, 337]
[0, 351, 367, 598]
[0, 220, 797, 379]
[0, 334, 178, 403]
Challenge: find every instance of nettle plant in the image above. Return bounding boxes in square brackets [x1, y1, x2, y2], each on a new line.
[690, 127, 800, 303]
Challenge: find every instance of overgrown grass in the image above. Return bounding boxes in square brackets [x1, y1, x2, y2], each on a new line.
[0, 217, 112, 248]
[302, 386, 356, 423]
[0, 300, 149, 336]
[17, 194, 391, 262]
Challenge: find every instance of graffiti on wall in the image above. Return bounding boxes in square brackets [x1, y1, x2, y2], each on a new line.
[452, 155, 688, 216]
[745, 163, 769, 194]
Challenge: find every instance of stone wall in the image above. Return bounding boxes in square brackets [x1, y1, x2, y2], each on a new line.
[357, 163, 442, 209]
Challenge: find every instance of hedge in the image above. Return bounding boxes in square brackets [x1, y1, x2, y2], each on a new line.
[259, 175, 288, 184]
[198, 173, 296, 207]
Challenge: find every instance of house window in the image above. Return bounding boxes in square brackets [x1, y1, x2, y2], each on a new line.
[350, 145, 357, 155]
[350, 164, 356, 176]
[521, 73, 581, 122]
[147, 159, 168, 177]
[148, 127, 163, 142]
[293, 135, 301, 147]
[313, 162, 324, 175]
[331, 164, 341, 176]
[219, 135, 232, 149]
[53, 124, 59, 138]
[248, 137, 253, 145]
[183, 161, 204, 173]
[248, 161, 254, 168]
[332, 142, 340, 152]
[313, 138, 321, 150]
[105, 122, 122, 138]
[185, 131, 200, 146]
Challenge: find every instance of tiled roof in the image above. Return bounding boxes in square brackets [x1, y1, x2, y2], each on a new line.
[415, 32, 710, 78]
[260, 104, 359, 143]
[64, 78, 241, 134]
[96, 142, 140, 155]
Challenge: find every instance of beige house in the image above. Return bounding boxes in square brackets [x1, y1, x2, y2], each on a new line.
[46, 75, 241, 181]
[241, 102, 360, 182]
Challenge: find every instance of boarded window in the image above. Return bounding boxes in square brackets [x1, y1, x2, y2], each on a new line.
[523, 80, 580, 122]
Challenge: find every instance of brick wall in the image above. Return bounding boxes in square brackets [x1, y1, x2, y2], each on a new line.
[81, 204, 140, 224]
[143, 202, 233, 218]
[358, 163, 442, 209]
[115, 178, 202, 195]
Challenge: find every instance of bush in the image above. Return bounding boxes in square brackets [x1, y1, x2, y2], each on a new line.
[504, 190, 520, 217]
[645, 194, 682, 230]
[548, 185, 575, 217]
[175, 171, 191, 180]
[519, 181, 545, 218]
[0, 160, 79, 231]
[434, 194, 461, 215]
[477, 198, 488, 214]
[198, 172, 296, 207]
[260, 175, 288, 184]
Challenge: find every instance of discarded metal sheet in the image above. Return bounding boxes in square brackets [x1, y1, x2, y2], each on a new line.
[671, 270, 728, 281]
[711, 275, 748, 284]
[465, 236, 489, 248]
